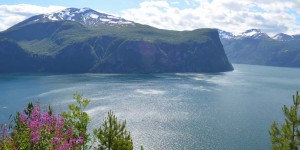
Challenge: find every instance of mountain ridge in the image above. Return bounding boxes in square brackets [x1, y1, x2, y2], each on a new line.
[219, 29, 300, 67]
[0, 8, 233, 73]
[218, 29, 300, 41]
[12, 8, 135, 29]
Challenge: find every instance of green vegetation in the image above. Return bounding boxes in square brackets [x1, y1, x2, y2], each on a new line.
[270, 91, 300, 149]
[0, 93, 140, 150]
[0, 21, 213, 56]
[94, 111, 133, 150]
[61, 93, 91, 149]
[0, 20, 233, 73]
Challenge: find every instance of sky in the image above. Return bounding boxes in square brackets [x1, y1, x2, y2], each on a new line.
[0, 0, 300, 35]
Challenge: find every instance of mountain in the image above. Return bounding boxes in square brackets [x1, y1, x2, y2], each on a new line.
[0, 8, 233, 73]
[219, 29, 300, 67]
[218, 29, 270, 40]
[13, 8, 134, 28]
[272, 33, 296, 41]
[218, 30, 234, 39]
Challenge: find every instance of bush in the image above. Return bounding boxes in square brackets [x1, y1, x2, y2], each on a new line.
[0, 93, 140, 150]
[61, 93, 91, 149]
[270, 91, 300, 150]
[0, 102, 84, 149]
[94, 111, 133, 150]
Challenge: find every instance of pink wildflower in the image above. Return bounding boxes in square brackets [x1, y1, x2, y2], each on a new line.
[19, 113, 27, 122]
[41, 113, 52, 126]
[77, 136, 84, 144]
[65, 127, 73, 135]
[52, 137, 60, 145]
[31, 131, 41, 144]
[29, 120, 41, 131]
[56, 142, 69, 150]
[57, 116, 64, 128]
[30, 106, 41, 121]
[69, 138, 76, 145]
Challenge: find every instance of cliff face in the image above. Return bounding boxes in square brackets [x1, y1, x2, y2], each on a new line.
[0, 21, 233, 73]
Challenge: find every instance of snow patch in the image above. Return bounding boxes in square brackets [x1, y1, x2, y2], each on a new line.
[100, 18, 110, 22]
[79, 8, 89, 13]
[29, 8, 135, 27]
[272, 33, 294, 41]
[236, 29, 261, 37]
[219, 29, 270, 40]
[89, 13, 99, 19]
[121, 21, 134, 25]
[67, 14, 75, 20]
[242, 30, 258, 36]
[107, 15, 120, 19]
[218, 30, 234, 39]
[48, 14, 58, 21]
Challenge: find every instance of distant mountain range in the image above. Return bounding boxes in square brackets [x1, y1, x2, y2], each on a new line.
[219, 29, 300, 41]
[219, 29, 300, 67]
[0, 8, 233, 73]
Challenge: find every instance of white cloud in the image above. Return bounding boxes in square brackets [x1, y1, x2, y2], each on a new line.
[0, 1, 299, 35]
[0, 4, 65, 31]
[121, 0, 300, 35]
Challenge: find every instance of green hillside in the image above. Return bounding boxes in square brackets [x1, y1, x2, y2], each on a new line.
[0, 20, 233, 73]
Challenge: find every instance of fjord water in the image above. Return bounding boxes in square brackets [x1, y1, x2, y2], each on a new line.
[0, 64, 299, 149]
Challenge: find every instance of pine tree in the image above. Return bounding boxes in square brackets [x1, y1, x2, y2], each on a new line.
[270, 91, 300, 150]
[94, 110, 133, 150]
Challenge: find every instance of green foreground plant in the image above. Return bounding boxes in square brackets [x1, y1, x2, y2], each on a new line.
[0, 93, 140, 150]
[94, 111, 133, 150]
[270, 91, 300, 150]
[61, 93, 91, 149]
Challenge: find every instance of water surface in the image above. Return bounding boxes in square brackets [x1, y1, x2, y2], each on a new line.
[0, 64, 299, 149]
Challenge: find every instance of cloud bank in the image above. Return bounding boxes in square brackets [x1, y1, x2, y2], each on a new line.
[0, 1, 299, 35]
[0, 4, 65, 31]
[121, 0, 300, 35]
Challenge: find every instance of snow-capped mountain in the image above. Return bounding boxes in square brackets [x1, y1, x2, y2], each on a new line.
[13, 8, 135, 28]
[218, 29, 270, 40]
[272, 33, 294, 41]
[220, 29, 300, 68]
[218, 30, 235, 39]
[235, 29, 270, 39]
[219, 29, 300, 41]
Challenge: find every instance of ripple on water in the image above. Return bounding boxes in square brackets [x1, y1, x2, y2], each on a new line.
[1, 64, 300, 150]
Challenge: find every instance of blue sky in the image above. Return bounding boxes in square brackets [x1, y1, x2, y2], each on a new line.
[0, 0, 299, 35]
[0, 0, 184, 13]
[0, 0, 215, 12]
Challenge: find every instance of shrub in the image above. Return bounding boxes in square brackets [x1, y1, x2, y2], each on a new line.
[270, 91, 300, 150]
[0, 102, 84, 149]
[0, 93, 139, 150]
[94, 111, 133, 150]
[61, 93, 91, 149]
